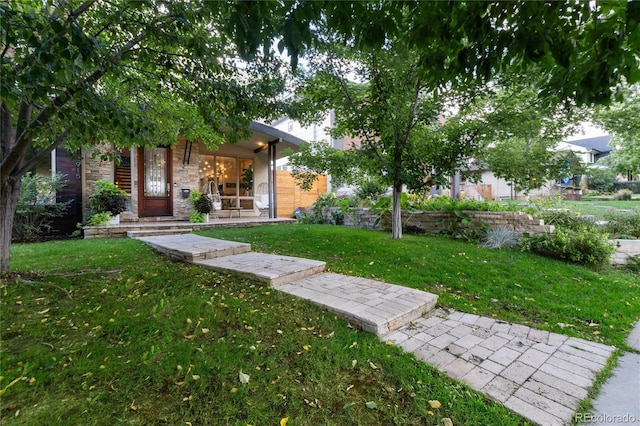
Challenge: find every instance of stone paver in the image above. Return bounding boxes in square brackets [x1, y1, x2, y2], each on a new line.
[277, 273, 438, 335]
[195, 252, 326, 286]
[383, 309, 616, 425]
[135, 234, 250, 262]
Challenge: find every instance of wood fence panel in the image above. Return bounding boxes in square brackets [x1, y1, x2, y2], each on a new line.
[276, 171, 327, 217]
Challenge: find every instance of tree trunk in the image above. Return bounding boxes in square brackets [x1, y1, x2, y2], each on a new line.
[391, 181, 403, 240]
[0, 177, 21, 274]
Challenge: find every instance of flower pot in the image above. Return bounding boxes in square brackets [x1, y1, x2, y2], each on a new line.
[108, 214, 120, 225]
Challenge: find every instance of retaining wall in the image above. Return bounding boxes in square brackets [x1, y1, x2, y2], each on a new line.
[324, 208, 554, 236]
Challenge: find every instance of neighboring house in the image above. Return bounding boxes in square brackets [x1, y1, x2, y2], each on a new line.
[556, 135, 612, 165]
[40, 121, 309, 232]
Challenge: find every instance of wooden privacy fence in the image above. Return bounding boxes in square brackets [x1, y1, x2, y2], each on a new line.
[276, 171, 327, 217]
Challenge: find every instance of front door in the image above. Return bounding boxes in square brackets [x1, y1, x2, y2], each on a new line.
[138, 147, 172, 216]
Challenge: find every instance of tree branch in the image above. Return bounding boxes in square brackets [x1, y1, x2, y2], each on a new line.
[14, 127, 72, 179]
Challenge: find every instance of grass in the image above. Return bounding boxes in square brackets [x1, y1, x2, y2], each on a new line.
[2, 238, 528, 426]
[200, 225, 639, 349]
[557, 200, 640, 219]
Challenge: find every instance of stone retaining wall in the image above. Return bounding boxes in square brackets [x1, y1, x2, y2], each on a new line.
[324, 208, 554, 236]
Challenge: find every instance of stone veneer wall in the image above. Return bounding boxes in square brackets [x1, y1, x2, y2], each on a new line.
[171, 138, 201, 220]
[324, 208, 554, 236]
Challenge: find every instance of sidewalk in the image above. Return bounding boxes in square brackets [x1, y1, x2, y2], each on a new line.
[588, 322, 640, 426]
[134, 233, 634, 426]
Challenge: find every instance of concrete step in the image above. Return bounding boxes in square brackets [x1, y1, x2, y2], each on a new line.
[277, 273, 438, 336]
[127, 229, 193, 238]
[194, 252, 326, 286]
[135, 234, 251, 262]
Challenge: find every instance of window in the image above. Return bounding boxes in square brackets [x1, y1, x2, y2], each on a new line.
[198, 155, 253, 197]
[115, 148, 132, 193]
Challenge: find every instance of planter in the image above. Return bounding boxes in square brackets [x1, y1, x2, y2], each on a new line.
[107, 214, 120, 225]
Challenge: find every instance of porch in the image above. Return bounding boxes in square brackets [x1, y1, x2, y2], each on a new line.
[83, 216, 297, 239]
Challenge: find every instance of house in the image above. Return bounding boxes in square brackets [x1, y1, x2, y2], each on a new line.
[458, 135, 613, 201]
[556, 135, 612, 165]
[39, 121, 325, 236]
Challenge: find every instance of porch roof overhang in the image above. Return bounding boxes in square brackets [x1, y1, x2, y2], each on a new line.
[241, 121, 305, 158]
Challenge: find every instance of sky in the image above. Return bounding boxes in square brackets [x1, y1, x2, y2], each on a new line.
[564, 121, 609, 141]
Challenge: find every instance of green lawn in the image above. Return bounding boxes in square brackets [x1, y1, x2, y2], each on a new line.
[2, 226, 638, 425]
[3, 237, 527, 426]
[558, 200, 640, 218]
[200, 225, 639, 349]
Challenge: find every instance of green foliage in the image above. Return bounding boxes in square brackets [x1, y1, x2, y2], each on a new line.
[614, 189, 633, 201]
[300, 193, 338, 224]
[602, 210, 640, 238]
[190, 189, 212, 214]
[593, 84, 640, 178]
[625, 255, 640, 274]
[189, 211, 206, 223]
[521, 228, 615, 267]
[437, 210, 490, 242]
[354, 178, 387, 207]
[12, 172, 70, 242]
[409, 196, 516, 213]
[586, 166, 618, 193]
[285, 141, 359, 191]
[88, 180, 128, 216]
[533, 209, 597, 231]
[480, 227, 520, 249]
[86, 212, 112, 226]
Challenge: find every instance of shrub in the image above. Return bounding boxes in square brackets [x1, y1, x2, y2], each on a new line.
[413, 196, 517, 212]
[520, 228, 615, 266]
[586, 167, 618, 193]
[12, 172, 70, 242]
[86, 212, 113, 226]
[354, 178, 386, 206]
[533, 209, 596, 231]
[189, 211, 206, 223]
[189, 189, 212, 214]
[625, 255, 640, 274]
[480, 227, 520, 249]
[613, 189, 633, 201]
[602, 210, 640, 238]
[89, 180, 128, 215]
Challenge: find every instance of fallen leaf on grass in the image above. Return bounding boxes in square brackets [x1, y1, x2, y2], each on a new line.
[442, 418, 454, 426]
[428, 400, 441, 409]
[280, 417, 289, 426]
[239, 371, 250, 384]
[368, 361, 378, 369]
[365, 401, 377, 409]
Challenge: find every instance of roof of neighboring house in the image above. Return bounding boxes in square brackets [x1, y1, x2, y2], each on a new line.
[563, 135, 612, 153]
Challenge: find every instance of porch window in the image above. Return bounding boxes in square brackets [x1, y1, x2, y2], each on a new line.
[198, 155, 253, 209]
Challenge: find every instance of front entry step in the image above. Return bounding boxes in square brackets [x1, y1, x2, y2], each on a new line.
[277, 273, 438, 336]
[194, 252, 326, 286]
[134, 234, 251, 262]
[127, 229, 193, 238]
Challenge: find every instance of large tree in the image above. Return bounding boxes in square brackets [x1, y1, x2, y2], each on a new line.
[288, 43, 489, 239]
[1, 0, 290, 273]
[593, 84, 640, 179]
[462, 81, 588, 197]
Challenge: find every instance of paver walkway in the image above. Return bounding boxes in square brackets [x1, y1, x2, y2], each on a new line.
[384, 309, 615, 426]
[134, 234, 621, 426]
